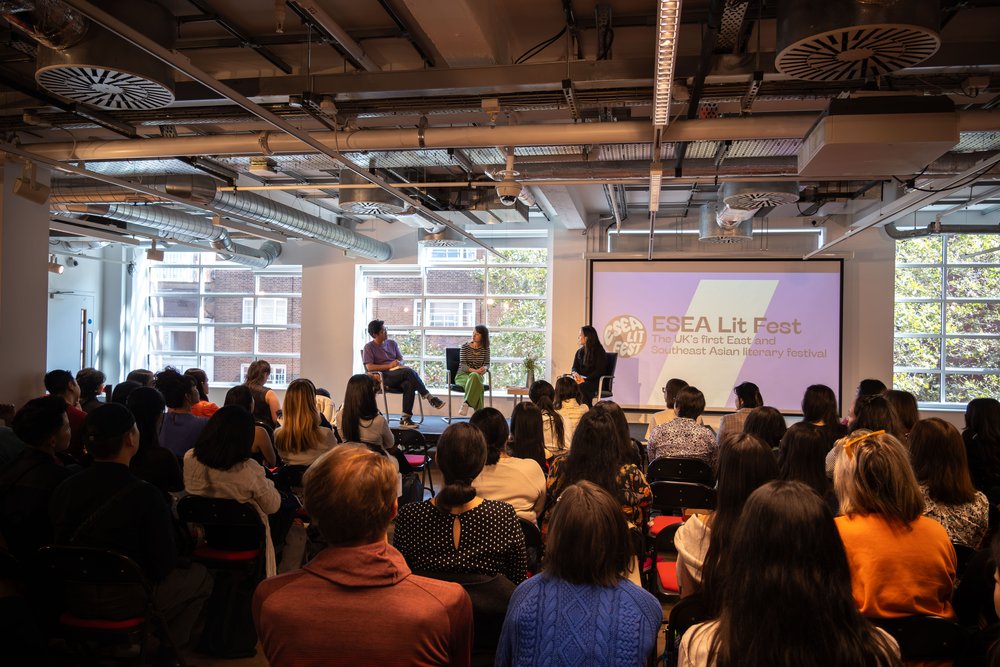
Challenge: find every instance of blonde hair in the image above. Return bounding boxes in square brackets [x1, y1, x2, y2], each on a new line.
[275, 379, 323, 455]
[834, 430, 924, 527]
[303, 446, 397, 545]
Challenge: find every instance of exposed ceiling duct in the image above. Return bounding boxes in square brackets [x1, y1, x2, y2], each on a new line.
[418, 227, 468, 247]
[720, 181, 801, 210]
[775, 0, 941, 81]
[883, 220, 1000, 240]
[700, 202, 753, 244]
[337, 169, 405, 215]
[48, 239, 109, 253]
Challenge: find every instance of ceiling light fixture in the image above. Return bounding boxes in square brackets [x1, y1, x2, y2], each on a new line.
[146, 239, 165, 262]
[47, 254, 64, 274]
[13, 161, 50, 205]
[653, 0, 683, 126]
[648, 165, 663, 213]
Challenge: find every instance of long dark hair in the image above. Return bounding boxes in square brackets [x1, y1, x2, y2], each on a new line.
[590, 401, 635, 465]
[910, 418, 977, 505]
[734, 381, 763, 409]
[966, 398, 1000, 443]
[553, 375, 582, 409]
[509, 402, 547, 470]
[562, 408, 627, 501]
[850, 394, 905, 441]
[184, 368, 210, 402]
[801, 384, 839, 425]
[340, 374, 380, 444]
[778, 423, 832, 499]
[744, 407, 787, 450]
[704, 480, 900, 667]
[435, 423, 487, 512]
[469, 407, 509, 466]
[126, 386, 165, 454]
[473, 324, 490, 350]
[193, 406, 255, 471]
[529, 380, 564, 451]
[702, 433, 778, 612]
[580, 325, 605, 367]
[884, 390, 919, 436]
[545, 482, 632, 587]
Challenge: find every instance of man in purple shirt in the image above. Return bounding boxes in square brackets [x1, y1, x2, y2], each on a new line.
[363, 320, 444, 428]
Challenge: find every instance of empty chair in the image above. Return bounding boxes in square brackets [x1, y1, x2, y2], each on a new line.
[597, 352, 618, 401]
[647, 457, 715, 486]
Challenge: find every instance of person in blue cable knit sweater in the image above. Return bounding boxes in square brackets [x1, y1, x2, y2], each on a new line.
[495, 480, 662, 666]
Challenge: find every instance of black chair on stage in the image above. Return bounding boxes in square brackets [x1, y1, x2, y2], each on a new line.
[361, 348, 425, 425]
[596, 352, 618, 401]
[444, 347, 493, 422]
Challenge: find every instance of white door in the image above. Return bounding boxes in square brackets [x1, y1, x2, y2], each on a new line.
[47, 293, 96, 373]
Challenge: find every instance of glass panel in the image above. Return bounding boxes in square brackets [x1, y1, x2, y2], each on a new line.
[162, 251, 201, 265]
[387, 330, 422, 359]
[202, 296, 250, 324]
[286, 297, 303, 325]
[894, 267, 940, 298]
[207, 355, 259, 384]
[256, 328, 301, 355]
[423, 299, 479, 328]
[487, 267, 547, 296]
[150, 295, 199, 321]
[893, 337, 940, 370]
[367, 274, 422, 295]
[493, 248, 548, 264]
[892, 372, 940, 403]
[948, 267, 1000, 299]
[258, 274, 302, 294]
[204, 268, 254, 294]
[421, 247, 485, 265]
[149, 354, 198, 373]
[944, 373, 1000, 404]
[200, 326, 252, 354]
[946, 235, 1000, 265]
[490, 331, 546, 360]
[425, 268, 484, 295]
[490, 360, 549, 390]
[150, 326, 197, 353]
[946, 302, 1000, 334]
[425, 333, 470, 357]
[946, 338, 1000, 369]
[370, 298, 420, 327]
[895, 236, 942, 265]
[487, 299, 546, 328]
[894, 302, 940, 334]
[150, 266, 199, 293]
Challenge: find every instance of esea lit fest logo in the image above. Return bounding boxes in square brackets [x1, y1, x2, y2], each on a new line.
[603, 315, 647, 358]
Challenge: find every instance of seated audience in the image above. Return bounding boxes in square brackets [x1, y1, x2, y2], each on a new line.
[796, 383, 848, 449]
[508, 402, 548, 473]
[393, 423, 527, 585]
[497, 482, 661, 667]
[362, 319, 445, 428]
[184, 368, 219, 418]
[645, 377, 690, 441]
[825, 394, 904, 477]
[110, 380, 141, 406]
[76, 367, 106, 413]
[843, 378, 888, 426]
[49, 404, 212, 650]
[470, 408, 545, 524]
[647, 386, 717, 467]
[184, 406, 283, 576]
[528, 380, 565, 459]
[834, 429, 956, 619]
[963, 397, 1000, 498]
[677, 433, 778, 600]
[542, 406, 651, 547]
[909, 418, 989, 549]
[593, 400, 645, 469]
[336, 374, 405, 500]
[570, 325, 608, 407]
[126, 387, 183, 496]
[44, 369, 86, 460]
[884, 389, 919, 441]
[778, 424, 837, 512]
[224, 385, 278, 467]
[0, 397, 76, 560]
[716, 381, 762, 445]
[274, 379, 337, 466]
[153, 367, 207, 457]
[242, 359, 283, 431]
[553, 376, 587, 447]
[679, 480, 900, 667]
[742, 406, 787, 451]
[253, 446, 473, 667]
[125, 368, 155, 387]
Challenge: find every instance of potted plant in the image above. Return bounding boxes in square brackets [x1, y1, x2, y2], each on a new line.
[523, 356, 537, 388]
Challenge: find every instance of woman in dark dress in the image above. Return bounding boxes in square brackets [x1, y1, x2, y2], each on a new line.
[571, 325, 607, 407]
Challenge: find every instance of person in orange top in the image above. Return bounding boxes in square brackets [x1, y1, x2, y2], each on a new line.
[184, 368, 219, 418]
[834, 429, 956, 619]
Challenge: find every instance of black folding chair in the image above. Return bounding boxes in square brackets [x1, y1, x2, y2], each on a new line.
[870, 615, 972, 663]
[597, 352, 618, 400]
[444, 347, 493, 422]
[518, 518, 543, 576]
[646, 456, 715, 486]
[663, 594, 711, 667]
[648, 480, 717, 540]
[393, 427, 434, 495]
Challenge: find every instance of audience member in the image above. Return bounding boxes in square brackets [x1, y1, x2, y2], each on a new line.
[645, 377, 690, 441]
[834, 429, 956, 619]
[184, 368, 219, 418]
[224, 385, 278, 467]
[570, 325, 608, 407]
[742, 406, 787, 451]
[826, 394, 905, 476]
[716, 381, 762, 445]
[454, 325, 490, 415]
[153, 367, 207, 457]
[0, 396, 76, 559]
[497, 482, 661, 667]
[679, 433, 777, 601]
[0, 424, 25, 468]
[44, 369, 86, 460]
[110, 380, 141, 406]
[362, 320, 445, 428]
[393, 423, 527, 585]
[796, 383, 848, 449]
[963, 397, 1000, 498]
[470, 408, 545, 523]
[49, 404, 212, 650]
[553, 376, 587, 448]
[274, 379, 338, 466]
[909, 418, 989, 549]
[242, 360, 282, 431]
[184, 406, 284, 576]
[125, 368, 155, 387]
[528, 380, 565, 459]
[337, 374, 405, 500]
[76, 367, 106, 413]
[884, 389, 919, 440]
[593, 400, 645, 469]
[843, 378, 888, 426]
[126, 387, 183, 496]
[778, 424, 837, 512]
[253, 446, 473, 667]
[508, 402, 548, 473]
[647, 386, 717, 467]
[679, 480, 900, 667]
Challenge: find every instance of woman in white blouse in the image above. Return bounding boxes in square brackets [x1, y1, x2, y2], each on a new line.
[554, 376, 588, 448]
[470, 407, 546, 523]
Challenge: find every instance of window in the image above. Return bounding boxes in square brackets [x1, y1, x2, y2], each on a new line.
[359, 245, 550, 390]
[893, 234, 1000, 407]
[147, 252, 302, 386]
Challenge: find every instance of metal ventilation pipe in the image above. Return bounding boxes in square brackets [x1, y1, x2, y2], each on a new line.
[49, 239, 109, 253]
[0, 0, 88, 50]
[883, 220, 1000, 240]
[213, 239, 281, 269]
[51, 176, 393, 260]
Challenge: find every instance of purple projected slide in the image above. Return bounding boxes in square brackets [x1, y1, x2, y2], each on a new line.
[590, 260, 842, 412]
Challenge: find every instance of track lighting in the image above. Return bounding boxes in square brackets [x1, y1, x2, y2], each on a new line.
[47, 254, 63, 274]
[146, 240, 165, 262]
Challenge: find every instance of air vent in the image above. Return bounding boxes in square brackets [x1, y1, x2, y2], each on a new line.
[418, 228, 467, 247]
[337, 170, 404, 216]
[721, 181, 800, 209]
[775, 0, 940, 81]
[699, 203, 752, 244]
[36, 66, 174, 110]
